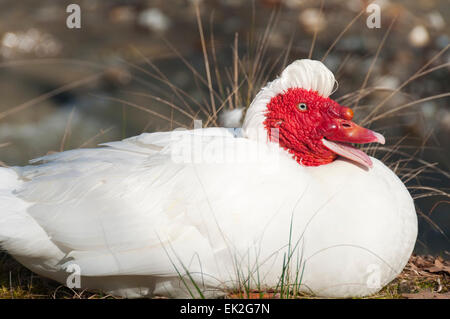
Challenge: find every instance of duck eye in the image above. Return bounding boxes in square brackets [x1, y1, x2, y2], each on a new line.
[297, 103, 308, 111]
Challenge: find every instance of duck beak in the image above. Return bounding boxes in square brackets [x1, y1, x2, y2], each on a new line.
[321, 119, 385, 168]
[323, 119, 385, 144]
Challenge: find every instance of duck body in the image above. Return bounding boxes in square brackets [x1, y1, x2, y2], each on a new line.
[0, 127, 417, 298]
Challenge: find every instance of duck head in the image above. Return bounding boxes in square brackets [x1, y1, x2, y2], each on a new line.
[242, 59, 385, 169]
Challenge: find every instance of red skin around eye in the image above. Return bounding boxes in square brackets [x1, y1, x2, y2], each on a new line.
[263, 88, 340, 166]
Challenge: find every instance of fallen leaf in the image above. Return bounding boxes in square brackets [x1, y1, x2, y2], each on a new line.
[424, 258, 450, 275]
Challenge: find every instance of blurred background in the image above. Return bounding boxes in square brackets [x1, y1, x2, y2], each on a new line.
[0, 0, 448, 256]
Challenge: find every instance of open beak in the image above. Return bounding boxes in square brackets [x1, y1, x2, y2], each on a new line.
[321, 118, 385, 169]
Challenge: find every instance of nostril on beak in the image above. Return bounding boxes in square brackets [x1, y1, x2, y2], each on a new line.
[342, 123, 351, 128]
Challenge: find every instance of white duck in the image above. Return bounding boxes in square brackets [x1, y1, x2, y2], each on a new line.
[0, 59, 417, 298]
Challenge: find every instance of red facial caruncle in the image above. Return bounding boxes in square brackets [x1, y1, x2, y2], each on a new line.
[263, 88, 385, 168]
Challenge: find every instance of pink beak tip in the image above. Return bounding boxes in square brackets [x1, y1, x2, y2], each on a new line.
[374, 132, 385, 145]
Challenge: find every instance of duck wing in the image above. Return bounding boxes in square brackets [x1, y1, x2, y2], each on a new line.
[7, 129, 249, 280]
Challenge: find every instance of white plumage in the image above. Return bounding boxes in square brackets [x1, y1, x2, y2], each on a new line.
[0, 60, 417, 298]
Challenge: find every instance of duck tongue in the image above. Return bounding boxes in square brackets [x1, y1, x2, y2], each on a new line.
[321, 138, 373, 168]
